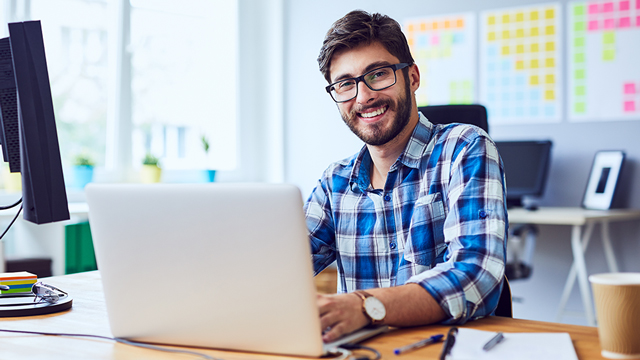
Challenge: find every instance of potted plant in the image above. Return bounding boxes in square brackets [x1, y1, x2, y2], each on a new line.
[140, 153, 161, 183]
[73, 152, 95, 188]
[202, 135, 216, 182]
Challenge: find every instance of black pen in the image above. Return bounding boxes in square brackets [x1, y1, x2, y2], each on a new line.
[483, 332, 505, 351]
[394, 334, 444, 355]
[439, 327, 458, 360]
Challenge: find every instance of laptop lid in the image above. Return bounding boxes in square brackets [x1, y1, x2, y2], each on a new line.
[86, 183, 327, 357]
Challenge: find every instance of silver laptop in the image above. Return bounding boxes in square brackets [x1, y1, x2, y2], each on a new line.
[85, 183, 387, 357]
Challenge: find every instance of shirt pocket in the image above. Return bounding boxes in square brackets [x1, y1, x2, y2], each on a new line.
[403, 192, 447, 267]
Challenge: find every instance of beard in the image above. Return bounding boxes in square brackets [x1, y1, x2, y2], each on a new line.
[340, 79, 413, 146]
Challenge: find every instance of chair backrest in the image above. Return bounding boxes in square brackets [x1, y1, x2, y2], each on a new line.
[495, 276, 513, 318]
[418, 104, 489, 133]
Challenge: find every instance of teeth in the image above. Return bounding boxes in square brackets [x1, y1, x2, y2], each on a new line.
[360, 106, 387, 118]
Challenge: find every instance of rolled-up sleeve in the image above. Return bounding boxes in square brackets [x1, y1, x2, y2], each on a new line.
[406, 135, 508, 324]
[304, 178, 337, 275]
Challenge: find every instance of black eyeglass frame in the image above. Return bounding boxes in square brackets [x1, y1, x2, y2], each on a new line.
[325, 62, 412, 103]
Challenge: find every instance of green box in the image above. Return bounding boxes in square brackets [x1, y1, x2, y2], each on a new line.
[65, 222, 97, 274]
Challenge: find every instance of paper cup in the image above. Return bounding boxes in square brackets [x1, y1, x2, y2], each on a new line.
[589, 273, 640, 359]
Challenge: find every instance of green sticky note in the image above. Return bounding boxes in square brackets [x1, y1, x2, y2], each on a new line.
[574, 21, 585, 32]
[575, 69, 586, 79]
[573, 5, 585, 16]
[575, 102, 586, 113]
[575, 52, 585, 63]
[574, 37, 585, 47]
[603, 49, 615, 61]
[462, 80, 472, 90]
[575, 86, 586, 96]
[603, 32, 615, 44]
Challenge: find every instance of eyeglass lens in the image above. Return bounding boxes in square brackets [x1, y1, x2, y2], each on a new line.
[330, 66, 397, 102]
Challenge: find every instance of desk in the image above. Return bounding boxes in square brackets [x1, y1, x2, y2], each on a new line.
[508, 207, 640, 326]
[0, 271, 604, 359]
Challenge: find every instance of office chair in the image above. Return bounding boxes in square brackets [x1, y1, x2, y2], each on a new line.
[495, 276, 513, 318]
[418, 104, 489, 133]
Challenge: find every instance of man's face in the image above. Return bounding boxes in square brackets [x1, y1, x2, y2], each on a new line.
[328, 42, 417, 146]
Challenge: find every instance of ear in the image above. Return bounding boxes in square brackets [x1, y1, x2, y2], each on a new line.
[408, 64, 420, 92]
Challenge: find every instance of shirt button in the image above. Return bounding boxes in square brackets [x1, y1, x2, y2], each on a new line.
[390, 242, 397, 249]
[479, 210, 487, 219]
[384, 194, 391, 201]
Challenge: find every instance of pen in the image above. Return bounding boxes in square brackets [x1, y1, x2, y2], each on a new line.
[394, 334, 444, 355]
[439, 327, 458, 360]
[482, 332, 505, 351]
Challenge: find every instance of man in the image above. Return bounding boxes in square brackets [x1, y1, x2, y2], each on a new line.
[304, 10, 508, 343]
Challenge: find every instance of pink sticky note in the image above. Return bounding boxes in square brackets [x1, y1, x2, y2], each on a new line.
[637, 0, 640, 9]
[603, 2, 614, 11]
[620, 17, 631, 27]
[620, 0, 630, 10]
[589, 3, 600, 13]
[604, 18, 616, 28]
[624, 82, 636, 94]
[431, 35, 439, 45]
[637, 15, 640, 26]
[624, 101, 636, 112]
[588, 20, 599, 30]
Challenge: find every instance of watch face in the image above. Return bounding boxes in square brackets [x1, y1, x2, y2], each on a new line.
[363, 296, 386, 321]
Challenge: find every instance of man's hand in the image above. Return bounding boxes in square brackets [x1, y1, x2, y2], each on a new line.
[317, 293, 369, 343]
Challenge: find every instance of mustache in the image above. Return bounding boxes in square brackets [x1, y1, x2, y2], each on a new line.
[353, 100, 392, 114]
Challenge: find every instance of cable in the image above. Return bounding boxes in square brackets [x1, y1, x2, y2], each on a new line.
[0, 328, 219, 360]
[0, 197, 22, 211]
[0, 204, 22, 240]
[339, 344, 381, 360]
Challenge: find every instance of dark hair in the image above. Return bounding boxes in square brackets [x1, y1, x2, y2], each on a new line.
[317, 10, 414, 83]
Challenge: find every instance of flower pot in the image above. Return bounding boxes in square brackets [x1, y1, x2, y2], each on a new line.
[140, 165, 162, 183]
[205, 169, 216, 182]
[73, 165, 94, 188]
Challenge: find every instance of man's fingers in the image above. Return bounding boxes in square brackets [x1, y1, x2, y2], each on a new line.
[322, 321, 349, 343]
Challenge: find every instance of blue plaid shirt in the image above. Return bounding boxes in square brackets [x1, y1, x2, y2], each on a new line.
[304, 113, 507, 324]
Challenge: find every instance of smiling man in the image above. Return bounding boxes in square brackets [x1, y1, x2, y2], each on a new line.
[304, 10, 509, 342]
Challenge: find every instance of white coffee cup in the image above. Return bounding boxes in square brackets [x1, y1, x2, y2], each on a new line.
[589, 273, 640, 359]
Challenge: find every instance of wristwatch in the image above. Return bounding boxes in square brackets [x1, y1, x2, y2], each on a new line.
[354, 290, 386, 325]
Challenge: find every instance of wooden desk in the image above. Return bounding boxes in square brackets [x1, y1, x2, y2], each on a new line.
[0, 271, 604, 359]
[508, 207, 640, 326]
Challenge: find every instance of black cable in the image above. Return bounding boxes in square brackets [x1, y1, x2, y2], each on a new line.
[340, 344, 381, 360]
[0, 328, 220, 360]
[0, 204, 22, 240]
[0, 197, 22, 210]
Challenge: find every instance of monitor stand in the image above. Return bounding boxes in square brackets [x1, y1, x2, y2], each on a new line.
[0, 292, 72, 317]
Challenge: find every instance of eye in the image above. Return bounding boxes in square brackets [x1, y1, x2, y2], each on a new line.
[337, 80, 356, 89]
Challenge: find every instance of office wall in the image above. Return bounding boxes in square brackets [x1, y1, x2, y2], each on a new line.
[282, 0, 640, 325]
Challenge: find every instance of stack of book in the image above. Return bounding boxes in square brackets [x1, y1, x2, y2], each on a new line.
[0, 271, 37, 294]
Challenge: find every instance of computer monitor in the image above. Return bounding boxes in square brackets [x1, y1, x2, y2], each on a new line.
[495, 140, 552, 209]
[0, 20, 69, 224]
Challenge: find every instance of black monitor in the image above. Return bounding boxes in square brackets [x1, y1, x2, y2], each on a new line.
[0, 20, 69, 224]
[495, 140, 552, 209]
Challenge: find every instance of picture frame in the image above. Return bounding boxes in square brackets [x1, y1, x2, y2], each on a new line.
[582, 150, 625, 210]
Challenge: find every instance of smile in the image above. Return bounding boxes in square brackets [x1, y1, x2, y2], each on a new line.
[359, 106, 388, 119]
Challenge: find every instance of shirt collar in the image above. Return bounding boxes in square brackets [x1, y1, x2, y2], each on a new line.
[349, 112, 434, 192]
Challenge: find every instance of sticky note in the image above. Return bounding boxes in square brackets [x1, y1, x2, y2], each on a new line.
[444, 20, 451, 29]
[574, 37, 585, 47]
[624, 101, 636, 112]
[546, 57, 555, 67]
[546, 25, 555, 35]
[516, 28, 525, 38]
[488, 32, 496, 41]
[545, 74, 555, 84]
[488, 15, 496, 25]
[530, 58, 540, 68]
[531, 43, 540, 52]
[530, 75, 540, 85]
[576, 85, 586, 96]
[575, 21, 586, 32]
[516, 60, 525, 70]
[546, 42, 555, 51]
[574, 4, 586, 15]
[575, 102, 586, 113]
[603, 2, 614, 12]
[545, 90, 555, 100]
[530, 11, 539, 20]
[502, 45, 510, 55]
[408, 24, 415, 32]
[624, 83, 636, 94]
[575, 69, 586, 79]
[531, 27, 540, 36]
[619, 17, 631, 28]
[502, 14, 511, 23]
[456, 18, 464, 28]
[603, 31, 615, 44]
[545, 9, 555, 19]
[620, 1, 630, 11]
[589, 20, 599, 30]
[589, 4, 600, 14]
[517, 44, 525, 54]
[603, 49, 615, 61]
[575, 53, 585, 63]
[502, 30, 511, 39]
[604, 18, 615, 29]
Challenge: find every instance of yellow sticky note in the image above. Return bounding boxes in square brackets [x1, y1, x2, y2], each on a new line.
[530, 59, 540, 68]
[488, 32, 496, 41]
[545, 74, 555, 84]
[502, 14, 511, 23]
[516, 60, 525, 70]
[516, 28, 525, 38]
[456, 18, 464, 28]
[517, 44, 525, 54]
[530, 75, 540, 85]
[488, 15, 496, 25]
[531, 43, 540, 53]
[545, 90, 555, 100]
[546, 42, 555, 51]
[545, 9, 555, 19]
[545, 58, 555, 67]
[531, 27, 539, 37]
[502, 30, 510, 39]
[516, 12, 525, 22]
[530, 11, 539, 21]
[546, 26, 555, 35]
[444, 20, 451, 29]
[408, 24, 415, 32]
[502, 45, 510, 55]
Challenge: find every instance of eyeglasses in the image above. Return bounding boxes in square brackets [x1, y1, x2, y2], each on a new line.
[32, 282, 68, 304]
[325, 63, 410, 103]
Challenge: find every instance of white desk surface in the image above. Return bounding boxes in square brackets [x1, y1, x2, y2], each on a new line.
[508, 207, 640, 226]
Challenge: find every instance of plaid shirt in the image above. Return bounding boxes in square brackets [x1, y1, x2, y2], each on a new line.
[304, 113, 507, 324]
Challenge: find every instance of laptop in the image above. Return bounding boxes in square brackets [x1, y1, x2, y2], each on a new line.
[85, 183, 387, 357]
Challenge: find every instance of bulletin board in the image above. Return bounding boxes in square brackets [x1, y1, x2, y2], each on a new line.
[404, 13, 476, 107]
[479, 3, 563, 125]
[568, 0, 640, 121]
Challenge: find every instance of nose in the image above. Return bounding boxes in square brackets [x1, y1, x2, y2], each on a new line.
[355, 79, 376, 104]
